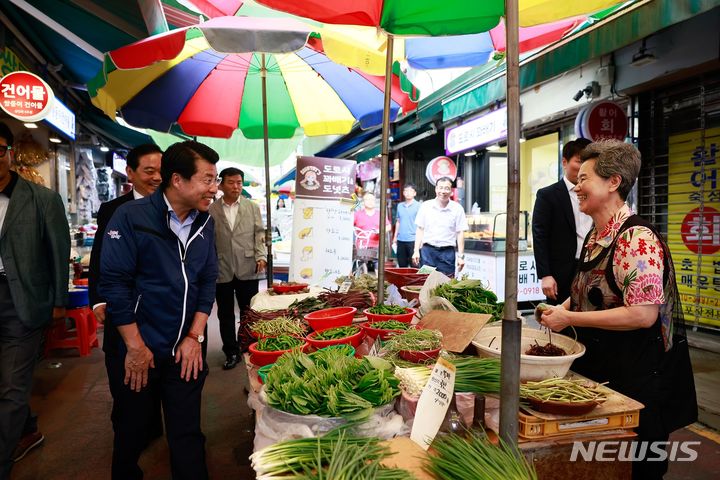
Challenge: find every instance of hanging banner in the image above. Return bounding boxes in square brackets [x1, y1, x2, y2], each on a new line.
[668, 127, 720, 328]
[290, 156, 356, 287]
[0, 71, 55, 122]
[445, 106, 507, 155]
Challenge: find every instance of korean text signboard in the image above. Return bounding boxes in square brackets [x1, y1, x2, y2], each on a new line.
[445, 107, 507, 155]
[668, 127, 720, 327]
[575, 101, 628, 141]
[290, 156, 357, 288]
[463, 252, 544, 302]
[0, 71, 55, 122]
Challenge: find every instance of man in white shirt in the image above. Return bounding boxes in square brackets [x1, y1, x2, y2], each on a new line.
[411, 177, 468, 276]
[532, 138, 593, 304]
[208, 168, 266, 370]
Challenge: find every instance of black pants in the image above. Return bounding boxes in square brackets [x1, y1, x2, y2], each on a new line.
[106, 353, 208, 480]
[396, 241, 415, 267]
[0, 278, 44, 480]
[419, 245, 456, 276]
[216, 278, 259, 356]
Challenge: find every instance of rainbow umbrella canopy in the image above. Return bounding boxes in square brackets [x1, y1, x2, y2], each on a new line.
[87, 16, 418, 140]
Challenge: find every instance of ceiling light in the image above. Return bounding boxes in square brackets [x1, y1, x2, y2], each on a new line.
[49, 135, 62, 144]
[24, 123, 38, 129]
[519, 137, 526, 143]
[464, 149, 477, 156]
[100, 145, 110, 152]
[487, 144, 501, 151]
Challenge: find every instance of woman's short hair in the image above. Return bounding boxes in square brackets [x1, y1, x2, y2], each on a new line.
[580, 139, 641, 201]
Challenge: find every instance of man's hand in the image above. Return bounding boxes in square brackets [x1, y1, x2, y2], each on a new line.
[124, 344, 155, 392]
[457, 255, 465, 272]
[52, 307, 66, 321]
[411, 249, 420, 266]
[175, 336, 203, 382]
[93, 304, 106, 324]
[541, 275, 558, 300]
[256, 259, 267, 274]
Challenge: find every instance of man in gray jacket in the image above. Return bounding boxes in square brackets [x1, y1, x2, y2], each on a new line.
[0, 122, 70, 478]
[209, 167, 266, 370]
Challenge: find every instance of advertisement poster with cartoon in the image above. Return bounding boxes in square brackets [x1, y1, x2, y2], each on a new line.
[289, 156, 357, 287]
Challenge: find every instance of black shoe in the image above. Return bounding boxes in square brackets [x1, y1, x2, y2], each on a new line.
[223, 354, 240, 370]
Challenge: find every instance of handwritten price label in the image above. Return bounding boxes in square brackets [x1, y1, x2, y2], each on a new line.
[410, 357, 456, 450]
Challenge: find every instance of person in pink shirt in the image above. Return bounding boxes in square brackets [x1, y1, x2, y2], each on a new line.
[353, 192, 390, 272]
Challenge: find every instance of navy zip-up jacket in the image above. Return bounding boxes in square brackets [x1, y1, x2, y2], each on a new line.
[99, 189, 218, 358]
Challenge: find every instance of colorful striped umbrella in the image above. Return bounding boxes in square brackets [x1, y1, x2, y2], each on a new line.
[88, 16, 418, 140]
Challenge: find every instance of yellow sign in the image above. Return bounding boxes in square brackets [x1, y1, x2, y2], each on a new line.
[1, 47, 29, 77]
[668, 127, 720, 328]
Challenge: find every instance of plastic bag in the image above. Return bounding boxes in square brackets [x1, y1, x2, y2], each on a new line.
[384, 284, 418, 309]
[249, 388, 406, 452]
[418, 271, 457, 317]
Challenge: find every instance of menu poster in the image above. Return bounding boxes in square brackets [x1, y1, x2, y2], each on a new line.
[289, 156, 356, 288]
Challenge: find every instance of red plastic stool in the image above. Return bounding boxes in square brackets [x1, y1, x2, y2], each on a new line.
[44, 306, 99, 356]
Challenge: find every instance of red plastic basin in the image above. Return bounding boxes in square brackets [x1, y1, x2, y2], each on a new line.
[303, 307, 356, 331]
[248, 340, 308, 367]
[363, 307, 417, 324]
[306, 327, 364, 350]
[384, 268, 428, 288]
[398, 347, 441, 363]
[360, 321, 413, 341]
[272, 282, 308, 294]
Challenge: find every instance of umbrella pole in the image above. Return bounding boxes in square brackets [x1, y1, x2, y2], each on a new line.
[499, 0, 522, 446]
[376, 34, 394, 304]
[261, 53, 274, 285]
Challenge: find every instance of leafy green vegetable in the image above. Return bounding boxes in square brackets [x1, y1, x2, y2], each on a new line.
[433, 278, 504, 320]
[370, 320, 411, 330]
[265, 349, 400, 417]
[383, 329, 442, 352]
[314, 326, 360, 340]
[367, 304, 408, 315]
[256, 335, 304, 352]
[251, 316, 306, 337]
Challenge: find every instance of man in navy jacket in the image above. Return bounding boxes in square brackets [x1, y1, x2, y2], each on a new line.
[100, 141, 219, 480]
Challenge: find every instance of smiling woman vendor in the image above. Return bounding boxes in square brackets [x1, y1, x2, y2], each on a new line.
[539, 140, 697, 480]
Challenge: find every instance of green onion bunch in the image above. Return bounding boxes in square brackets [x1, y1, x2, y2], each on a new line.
[424, 431, 537, 480]
[251, 430, 413, 480]
[445, 356, 501, 394]
[265, 349, 400, 417]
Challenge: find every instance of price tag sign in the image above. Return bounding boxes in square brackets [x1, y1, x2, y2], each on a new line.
[410, 356, 456, 450]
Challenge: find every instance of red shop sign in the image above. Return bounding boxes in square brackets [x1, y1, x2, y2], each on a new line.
[0, 71, 55, 122]
[575, 101, 628, 141]
[426, 156, 457, 185]
[681, 206, 720, 255]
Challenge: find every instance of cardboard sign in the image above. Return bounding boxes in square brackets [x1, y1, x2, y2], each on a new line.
[418, 310, 492, 353]
[410, 357, 456, 450]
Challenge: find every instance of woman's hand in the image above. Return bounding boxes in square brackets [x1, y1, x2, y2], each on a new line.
[540, 305, 573, 332]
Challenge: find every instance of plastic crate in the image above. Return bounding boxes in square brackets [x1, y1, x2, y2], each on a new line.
[518, 408, 640, 440]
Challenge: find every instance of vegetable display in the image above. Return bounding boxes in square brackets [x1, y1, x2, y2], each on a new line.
[424, 431, 537, 480]
[313, 326, 360, 341]
[256, 335, 304, 352]
[520, 378, 608, 403]
[251, 430, 413, 480]
[264, 349, 400, 416]
[335, 274, 388, 293]
[367, 304, 408, 315]
[288, 296, 328, 316]
[384, 329, 442, 353]
[318, 289, 374, 312]
[447, 356, 501, 394]
[370, 320, 411, 331]
[251, 316, 307, 337]
[313, 344, 355, 358]
[525, 341, 567, 356]
[432, 279, 504, 321]
[394, 366, 431, 396]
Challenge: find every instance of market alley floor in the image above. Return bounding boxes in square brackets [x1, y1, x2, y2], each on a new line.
[10, 312, 720, 480]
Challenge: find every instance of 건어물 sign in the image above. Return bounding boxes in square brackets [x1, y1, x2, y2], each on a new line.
[0, 71, 55, 122]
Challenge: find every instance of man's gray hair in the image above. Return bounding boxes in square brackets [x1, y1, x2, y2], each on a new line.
[580, 139, 641, 201]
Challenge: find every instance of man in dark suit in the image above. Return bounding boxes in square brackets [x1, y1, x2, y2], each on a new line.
[532, 138, 592, 304]
[87, 144, 163, 447]
[0, 122, 70, 479]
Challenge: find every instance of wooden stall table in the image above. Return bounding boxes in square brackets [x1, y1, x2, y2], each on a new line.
[249, 286, 325, 311]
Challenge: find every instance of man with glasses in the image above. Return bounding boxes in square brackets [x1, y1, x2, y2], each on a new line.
[411, 177, 468, 276]
[100, 141, 219, 480]
[0, 122, 70, 478]
[209, 167, 266, 370]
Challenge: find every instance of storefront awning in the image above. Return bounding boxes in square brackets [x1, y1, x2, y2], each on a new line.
[441, 0, 720, 122]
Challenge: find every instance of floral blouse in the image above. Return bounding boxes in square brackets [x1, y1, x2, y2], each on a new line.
[573, 204, 665, 310]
